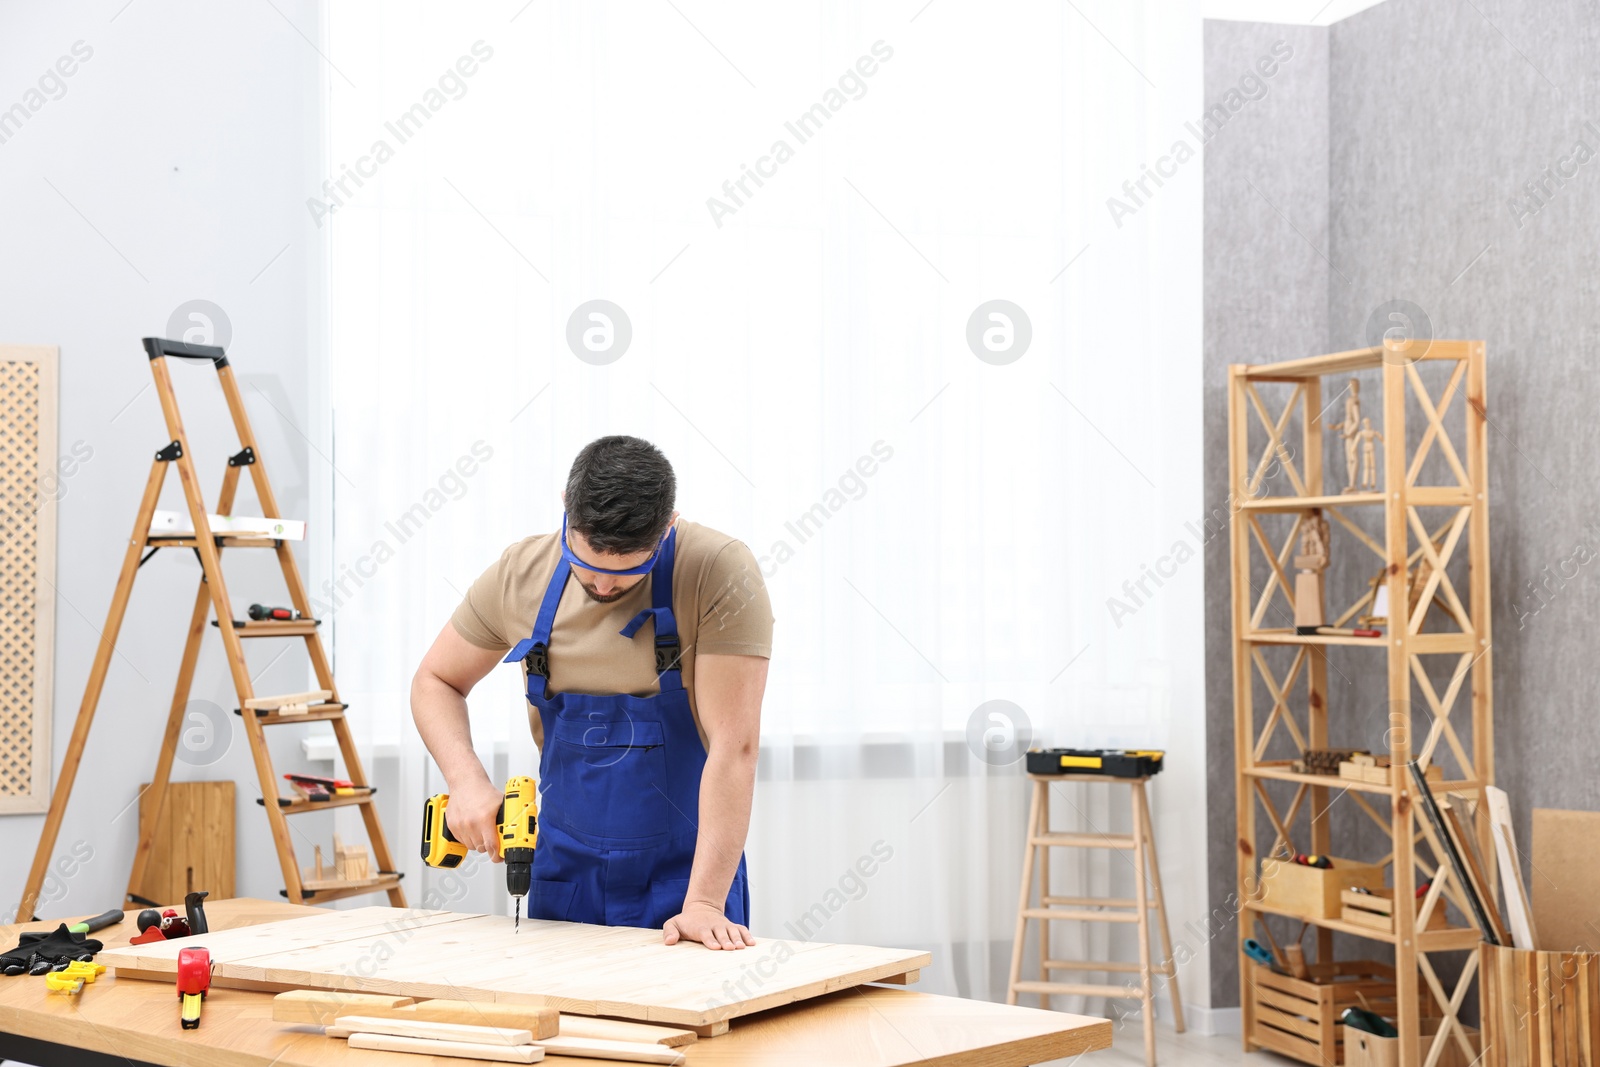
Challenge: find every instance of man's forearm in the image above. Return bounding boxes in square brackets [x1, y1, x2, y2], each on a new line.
[684, 744, 758, 909]
[411, 673, 493, 790]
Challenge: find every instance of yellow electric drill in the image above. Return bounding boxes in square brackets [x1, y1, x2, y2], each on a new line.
[421, 775, 538, 932]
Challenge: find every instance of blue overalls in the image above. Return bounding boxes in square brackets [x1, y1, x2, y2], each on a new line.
[501, 527, 750, 928]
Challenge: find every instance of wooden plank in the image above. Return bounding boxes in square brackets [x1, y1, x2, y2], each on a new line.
[1531, 808, 1600, 953]
[1486, 786, 1536, 948]
[273, 990, 416, 1024]
[348, 1032, 544, 1062]
[328, 1015, 531, 1045]
[102, 906, 932, 1027]
[135, 780, 235, 904]
[558, 1016, 696, 1047]
[537, 1036, 686, 1064]
[409, 1001, 560, 1037]
[873, 969, 918, 985]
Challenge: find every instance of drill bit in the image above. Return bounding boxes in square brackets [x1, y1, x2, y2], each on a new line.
[514, 898, 521, 934]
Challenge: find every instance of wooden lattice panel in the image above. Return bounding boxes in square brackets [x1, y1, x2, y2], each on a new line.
[0, 345, 56, 813]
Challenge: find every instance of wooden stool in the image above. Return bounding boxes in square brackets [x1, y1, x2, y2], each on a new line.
[1006, 773, 1185, 1067]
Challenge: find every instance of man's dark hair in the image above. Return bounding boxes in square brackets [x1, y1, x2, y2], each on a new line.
[564, 436, 676, 554]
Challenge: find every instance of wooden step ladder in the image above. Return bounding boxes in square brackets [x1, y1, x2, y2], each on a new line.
[1007, 773, 1184, 1067]
[17, 338, 406, 919]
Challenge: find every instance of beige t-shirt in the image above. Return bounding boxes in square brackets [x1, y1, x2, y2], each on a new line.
[451, 520, 773, 747]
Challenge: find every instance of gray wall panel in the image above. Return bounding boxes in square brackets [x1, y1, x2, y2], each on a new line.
[1202, 19, 1330, 1009]
[1205, 0, 1600, 1008]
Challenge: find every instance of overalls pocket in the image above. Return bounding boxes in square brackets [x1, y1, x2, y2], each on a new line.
[549, 715, 671, 845]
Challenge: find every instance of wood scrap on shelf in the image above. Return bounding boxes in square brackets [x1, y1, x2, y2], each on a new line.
[1294, 748, 1368, 776]
[1485, 786, 1536, 948]
[1408, 762, 1500, 945]
[1439, 793, 1509, 944]
[242, 689, 331, 715]
[299, 835, 381, 892]
[1336, 753, 1443, 785]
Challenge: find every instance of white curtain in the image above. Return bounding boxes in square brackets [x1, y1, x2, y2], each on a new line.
[322, 0, 1205, 1008]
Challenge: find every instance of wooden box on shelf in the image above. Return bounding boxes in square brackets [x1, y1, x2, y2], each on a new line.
[1339, 888, 1447, 934]
[1259, 856, 1385, 920]
[1337, 756, 1441, 787]
[1344, 1019, 1480, 1067]
[1248, 960, 1400, 1067]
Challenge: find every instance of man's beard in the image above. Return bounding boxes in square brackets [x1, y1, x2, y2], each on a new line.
[577, 577, 634, 604]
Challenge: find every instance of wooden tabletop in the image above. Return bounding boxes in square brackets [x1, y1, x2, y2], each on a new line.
[0, 899, 1111, 1067]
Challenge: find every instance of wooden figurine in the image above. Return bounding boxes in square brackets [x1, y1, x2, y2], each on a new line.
[1339, 378, 1362, 492]
[1293, 509, 1330, 633]
[1357, 418, 1384, 491]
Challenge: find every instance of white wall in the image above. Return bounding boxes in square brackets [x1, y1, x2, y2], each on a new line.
[0, 0, 330, 918]
[0, 7, 1213, 1031]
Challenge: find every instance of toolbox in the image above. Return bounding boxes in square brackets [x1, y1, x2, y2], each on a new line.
[1025, 748, 1164, 778]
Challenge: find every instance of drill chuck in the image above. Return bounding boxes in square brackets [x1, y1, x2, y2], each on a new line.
[504, 849, 534, 898]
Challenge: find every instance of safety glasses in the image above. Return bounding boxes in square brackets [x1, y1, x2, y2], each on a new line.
[559, 513, 668, 576]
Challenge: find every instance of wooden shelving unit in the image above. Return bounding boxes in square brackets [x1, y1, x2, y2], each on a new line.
[1227, 341, 1492, 1067]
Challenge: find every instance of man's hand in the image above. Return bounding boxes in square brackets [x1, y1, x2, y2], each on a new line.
[443, 777, 505, 863]
[663, 902, 756, 950]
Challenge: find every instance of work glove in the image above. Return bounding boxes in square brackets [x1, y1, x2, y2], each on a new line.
[0, 925, 104, 975]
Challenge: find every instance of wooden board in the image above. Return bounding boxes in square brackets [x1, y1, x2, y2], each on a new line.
[1531, 807, 1600, 952]
[536, 1036, 685, 1063]
[558, 1016, 696, 1046]
[328, 1015, 530, 1044]
[0, 344, 57, 814]
[135, 779, 235, 904]
[1486, 785, 1536, 949]
[348, 1032, 544, 1062]
[101, 906, 931, 1027]
[274, 990, 560, 1035]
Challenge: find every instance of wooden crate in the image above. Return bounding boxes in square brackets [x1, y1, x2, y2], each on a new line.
[1480, 941, 1600, 1067]
[1340, 888, 1448, 934]
[1249, 960, 1400, 1066]
[1260, 856, 1386, 920]
[135, 780, 235, 904]
[1345, 1019, 1480, 1067]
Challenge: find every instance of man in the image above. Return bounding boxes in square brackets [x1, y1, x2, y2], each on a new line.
[411, 436, 772, 950]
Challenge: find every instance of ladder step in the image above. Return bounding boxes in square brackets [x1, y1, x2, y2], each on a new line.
[1042, 895, 1150, 908]
[235, 703, 347, 724]
[1021, 908, 1139, 923]
[259, 792, 376, 814]
[1043, 960, 1148, 974]
[1030, 833, 1137, 849]
[146, 534, 283, 549]
[286, 872, 404, 903]
[1011, 980, 1138, 999]
[213, 619, 320, 636]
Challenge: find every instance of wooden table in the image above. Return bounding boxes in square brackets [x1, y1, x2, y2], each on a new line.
[0, 899, 1110, 1067]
